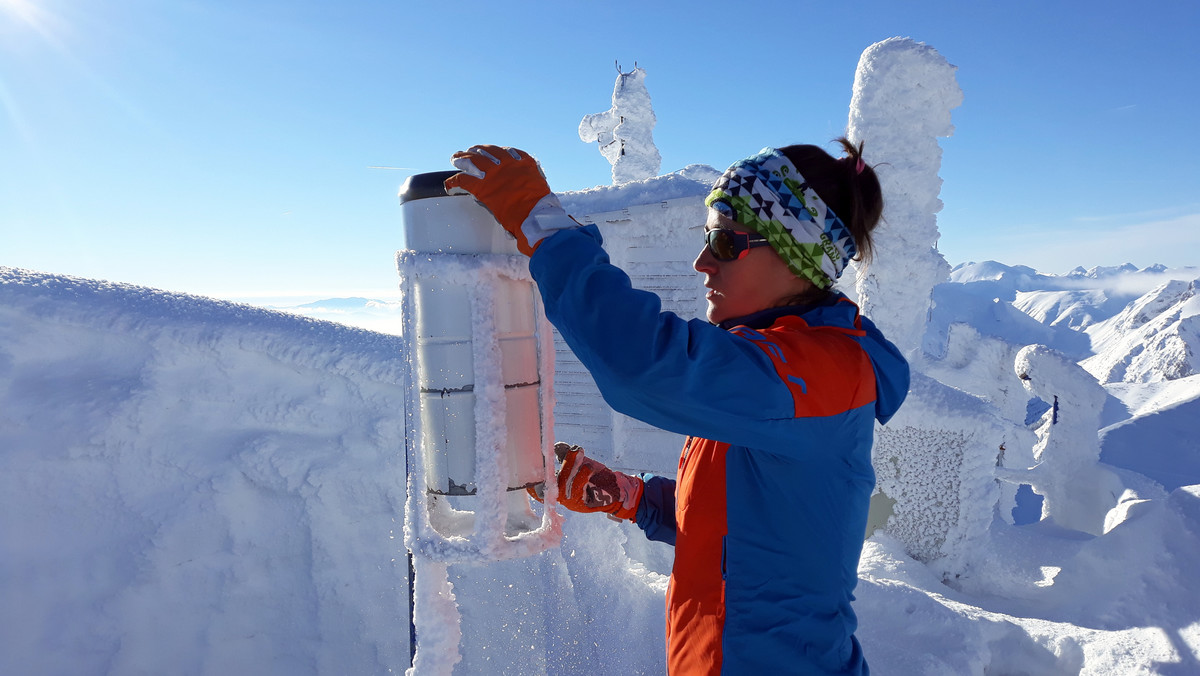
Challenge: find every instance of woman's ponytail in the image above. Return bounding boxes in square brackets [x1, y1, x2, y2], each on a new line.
[780, 138, 884, 264]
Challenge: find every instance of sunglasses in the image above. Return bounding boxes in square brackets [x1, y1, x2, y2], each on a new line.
[704, 228, 771, 261]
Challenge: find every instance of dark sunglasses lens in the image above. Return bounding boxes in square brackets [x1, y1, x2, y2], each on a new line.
[706, 229, 739, 260]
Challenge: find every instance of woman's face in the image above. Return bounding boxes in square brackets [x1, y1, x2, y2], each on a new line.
[693, 209, 812, 324]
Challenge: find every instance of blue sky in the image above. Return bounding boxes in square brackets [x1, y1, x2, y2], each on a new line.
[2, 0, 1198, 300]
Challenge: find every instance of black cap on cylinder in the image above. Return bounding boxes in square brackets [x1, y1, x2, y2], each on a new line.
[398, 170, 459, 205]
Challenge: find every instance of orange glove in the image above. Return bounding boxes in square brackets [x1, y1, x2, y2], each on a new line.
[444, 145, 577, 256]
[531, 442, 644, 521]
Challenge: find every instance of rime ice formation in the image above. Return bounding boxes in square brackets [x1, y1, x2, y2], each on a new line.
[848, 37, 961, 358]
[1003, 345, 1124, 536]
[406, 559, 462, 676]
[915, 321, 1043, 531]
[870, 373, 1012, 569]
[846, 38, 1001, 572]
[847, 39, 1134, 572]
[397, 190, 566, 675]
[396, 251, 561, 564]
[579, 64, 662, 184]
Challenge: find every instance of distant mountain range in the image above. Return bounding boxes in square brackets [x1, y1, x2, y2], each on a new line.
[949, 261, 1200, 383]
[265, 297, 403, 335]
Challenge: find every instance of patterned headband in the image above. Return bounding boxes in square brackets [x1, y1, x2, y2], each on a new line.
[704, 148, 857, 289]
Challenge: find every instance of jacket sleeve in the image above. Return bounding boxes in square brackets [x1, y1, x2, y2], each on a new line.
[529, 225, 799, 448]
[634, 474, 677, 545]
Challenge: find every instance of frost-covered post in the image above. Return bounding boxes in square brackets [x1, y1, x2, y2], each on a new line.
[1002, 345, 1124, 535]
[579, 64, 661, 184]
[397, 172, 565, 674]
[847, 37, 961, 358]
[406, 559, 462, 676]
[848, 39, 1008, 577]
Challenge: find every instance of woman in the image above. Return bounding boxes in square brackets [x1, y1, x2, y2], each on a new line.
[445, 140, 908, 675]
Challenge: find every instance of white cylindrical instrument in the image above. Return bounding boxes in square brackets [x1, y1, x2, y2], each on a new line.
[398, 171, 559, 561]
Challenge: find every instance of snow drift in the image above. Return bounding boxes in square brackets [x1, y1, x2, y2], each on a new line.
[0, 267, 413, 675]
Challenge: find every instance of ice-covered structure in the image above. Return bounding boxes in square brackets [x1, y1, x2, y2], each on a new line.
[1002, 345, 1124, 535]
[842, 38, 1012, 572]
[844, 39, 1138, 576]
[396, 181, 568, 675]
[842, 39, 1134, 576]
[579, 63, 662, 184]
[849, 37, 959, 357]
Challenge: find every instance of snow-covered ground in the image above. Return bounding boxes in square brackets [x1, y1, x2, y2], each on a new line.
[4, 258, 1200, 675]
[5, 36, 1200, 676]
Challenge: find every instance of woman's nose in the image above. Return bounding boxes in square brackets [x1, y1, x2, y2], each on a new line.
[694, 246, 718, 274]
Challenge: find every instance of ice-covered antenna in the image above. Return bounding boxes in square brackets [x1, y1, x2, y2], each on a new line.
[613, 61, 639, 74]
[582, 61, 659, 183]
[614, 60, 639, 87]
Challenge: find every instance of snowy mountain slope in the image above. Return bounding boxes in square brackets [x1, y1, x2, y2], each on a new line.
[929, 261, 1166, 361]
[1101, 393, 1200, 491]
[949, 260, 1049, 298]
[1013, 288, 1128, 331]
[1088, 279, 1197, 353]
[927, 281, 1093, 360]
[949, 261, 1193, 328]
[1083, 279, 1200, 383]
[942, 261, 1200, 385]
[1105, 373, 1200, 420]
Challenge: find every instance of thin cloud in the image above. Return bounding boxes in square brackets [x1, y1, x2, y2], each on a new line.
[1018, 210, 1200, 274]
[1071, 203, 1200, 225]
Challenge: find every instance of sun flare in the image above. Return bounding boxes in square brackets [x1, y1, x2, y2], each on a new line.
[1, 0, 39, 22]
[0, 0, 59, 42]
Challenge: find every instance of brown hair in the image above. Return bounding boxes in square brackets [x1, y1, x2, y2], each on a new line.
[779, 137, 883, 264]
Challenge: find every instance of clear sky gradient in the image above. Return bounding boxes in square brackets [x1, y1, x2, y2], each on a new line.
[2, 0, 1198, 301]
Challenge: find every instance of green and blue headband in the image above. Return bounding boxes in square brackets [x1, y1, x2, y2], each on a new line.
[705, 148, 857, 289]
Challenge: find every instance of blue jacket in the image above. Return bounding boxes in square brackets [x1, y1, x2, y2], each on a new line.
[531, 225, 909, 675]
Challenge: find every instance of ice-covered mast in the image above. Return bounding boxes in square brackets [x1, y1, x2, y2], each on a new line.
[579, 62, 662, 184]
[848, 38, 961, 357]
[846, 38, 1004, 575]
